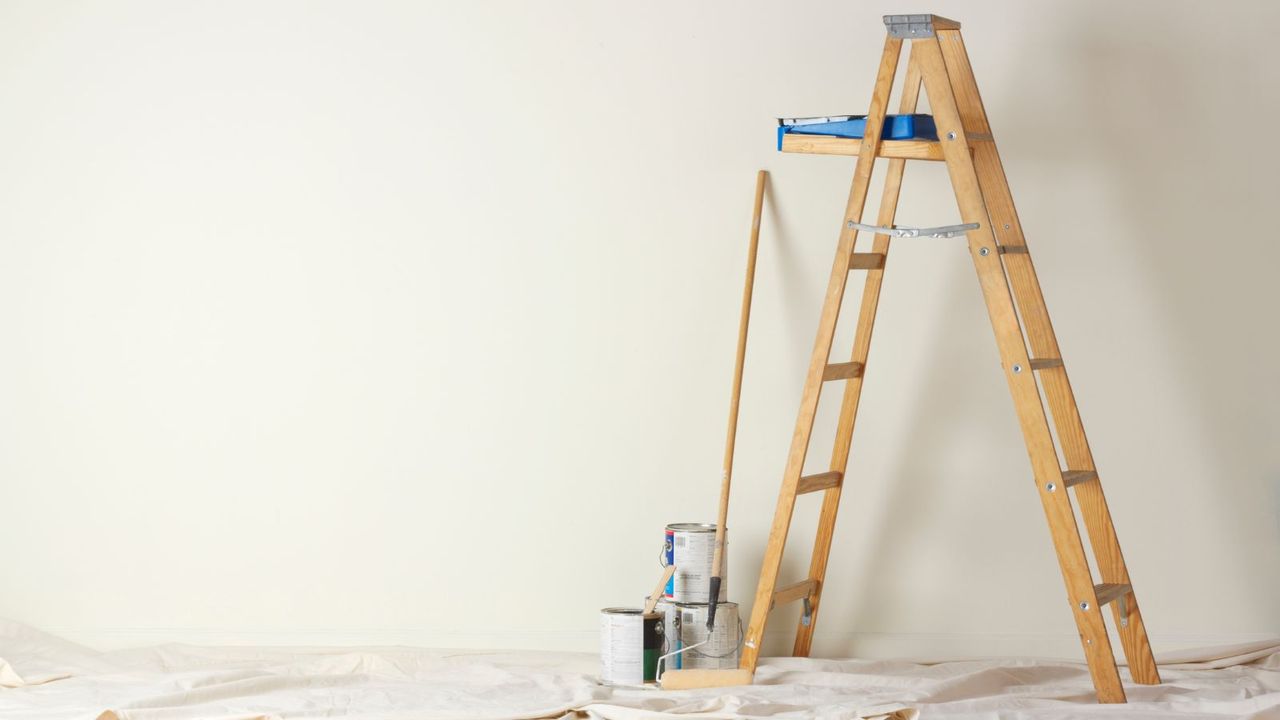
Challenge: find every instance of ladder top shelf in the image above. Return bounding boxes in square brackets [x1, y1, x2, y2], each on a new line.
[779, 133, 946, 161]
[774, 114, 980, 161]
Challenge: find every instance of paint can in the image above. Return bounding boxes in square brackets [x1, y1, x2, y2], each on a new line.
[646, 597, 678, 653]
[599, 607, 663, 685]
[662, 523, 727, 603]
[669, 601, 741, 670]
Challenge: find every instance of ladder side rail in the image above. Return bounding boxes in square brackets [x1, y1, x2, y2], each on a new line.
[936, 30, 1160, 685]
[914, 36, 1127, 703]
[739, 34, 904, 672]
[794, 44, 925, 658]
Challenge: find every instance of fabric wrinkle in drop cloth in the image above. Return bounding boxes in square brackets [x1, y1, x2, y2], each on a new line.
[1, 620, 1277, 719]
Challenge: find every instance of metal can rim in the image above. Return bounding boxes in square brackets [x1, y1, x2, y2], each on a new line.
[601, 607, 662, 619]
[601, 607, 643, 615]
[665, 523, 721, 533]
[671, 601, 738, 610]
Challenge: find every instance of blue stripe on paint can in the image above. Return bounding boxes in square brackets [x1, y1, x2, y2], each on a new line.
[663, 529, 675, 597]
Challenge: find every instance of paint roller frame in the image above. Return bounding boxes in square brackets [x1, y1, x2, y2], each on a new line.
[662, 170, 767, 692]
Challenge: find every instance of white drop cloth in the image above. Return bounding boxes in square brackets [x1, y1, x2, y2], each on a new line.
[1, 620, 1277, 719]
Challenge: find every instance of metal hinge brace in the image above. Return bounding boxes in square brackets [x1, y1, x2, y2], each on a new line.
[884, 14, 936, 39]
[847, 221, 980, 238]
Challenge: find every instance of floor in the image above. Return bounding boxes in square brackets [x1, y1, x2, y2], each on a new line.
[1, 620, 1277, 719]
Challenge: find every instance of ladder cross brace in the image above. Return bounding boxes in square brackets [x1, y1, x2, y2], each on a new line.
[847, 220, 979, 238]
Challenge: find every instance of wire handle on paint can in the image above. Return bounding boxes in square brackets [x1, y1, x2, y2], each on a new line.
[658, 532, 674, 569]
[682, 617, 745, 660]
[670, 611, 745, 662]
[655, 639, 707, 683]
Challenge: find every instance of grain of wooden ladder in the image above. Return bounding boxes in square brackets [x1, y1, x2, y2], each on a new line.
[737, 16, 1159, 705]
[739, 33, 902, 671]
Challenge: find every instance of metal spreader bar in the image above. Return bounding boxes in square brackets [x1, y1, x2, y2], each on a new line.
[846, 220, 979, 238]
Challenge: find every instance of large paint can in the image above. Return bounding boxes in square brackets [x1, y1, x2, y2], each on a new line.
[669, 601, 741, 670]
[663, 523, 727, 603]
[599, 607, 663, 685]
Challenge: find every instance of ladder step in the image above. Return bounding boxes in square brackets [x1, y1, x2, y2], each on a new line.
[823, 362, 865, 381]
[771, 579, 818, 609]
[1094, 583, 1133, 608]
[1062, 470, 1098, 488]
[848, 252, 886, 270]
[797, 471, 842, 494]
[1030, 358, 1063, 370]
[998, 245, 1029, 255]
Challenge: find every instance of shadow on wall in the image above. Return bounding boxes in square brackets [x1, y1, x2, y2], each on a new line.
[1013, 8, 1280, 628]
[764, 169, 832, 366]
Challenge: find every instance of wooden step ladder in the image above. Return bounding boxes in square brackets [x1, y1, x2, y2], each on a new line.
[741, 15, 1161, 703]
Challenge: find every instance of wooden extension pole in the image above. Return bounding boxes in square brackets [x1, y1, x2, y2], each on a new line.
[707, 169, 767, 631]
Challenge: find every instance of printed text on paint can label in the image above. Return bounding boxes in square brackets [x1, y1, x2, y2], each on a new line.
[671, 529, 727, 603]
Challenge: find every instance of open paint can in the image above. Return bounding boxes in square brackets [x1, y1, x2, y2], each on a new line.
[599, 607, 663, 685]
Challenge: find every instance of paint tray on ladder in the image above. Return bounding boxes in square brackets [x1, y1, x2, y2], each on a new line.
[776, 114, 937, 150]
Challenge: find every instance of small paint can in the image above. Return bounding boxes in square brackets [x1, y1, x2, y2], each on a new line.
[670, 601, 741, 670]
[663, 523, 727, 603]
[599, 607, 663, 685]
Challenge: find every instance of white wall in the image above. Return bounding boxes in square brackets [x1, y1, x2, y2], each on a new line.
[1, 0, 1276, 658]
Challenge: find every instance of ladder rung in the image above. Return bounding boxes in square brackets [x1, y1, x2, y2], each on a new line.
[797, 471, 842, 494]
[848, 252, 886, 270]
[771, 579, 817, 608]
[1062, 470, 1097, 488]
[1030, 358, 1063, 370]
[998, 245, 1029, 254]
[1094, 583, 1133, 608]
[822, 362, 864, 381]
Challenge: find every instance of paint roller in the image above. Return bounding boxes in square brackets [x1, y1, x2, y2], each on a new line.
[658, 172, 766, 692]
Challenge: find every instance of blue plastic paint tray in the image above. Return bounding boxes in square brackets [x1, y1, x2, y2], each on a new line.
[777, 114, 937, 150]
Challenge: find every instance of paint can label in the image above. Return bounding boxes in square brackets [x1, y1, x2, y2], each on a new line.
[663, 529, 675, 597]
[663, 524, 727, 603]
[599, 608, 663, 686]
[672, 601, 741, 670]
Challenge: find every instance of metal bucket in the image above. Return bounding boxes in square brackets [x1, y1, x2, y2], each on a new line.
[662, 523, 727, 603]
[667, 601, 741, 670]
[599, 607, 663, 685]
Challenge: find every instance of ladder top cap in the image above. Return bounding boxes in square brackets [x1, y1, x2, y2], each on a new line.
[883, 14, 961, 38]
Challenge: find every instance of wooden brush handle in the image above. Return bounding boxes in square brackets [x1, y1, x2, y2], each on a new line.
[708, 169, 767, 628]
